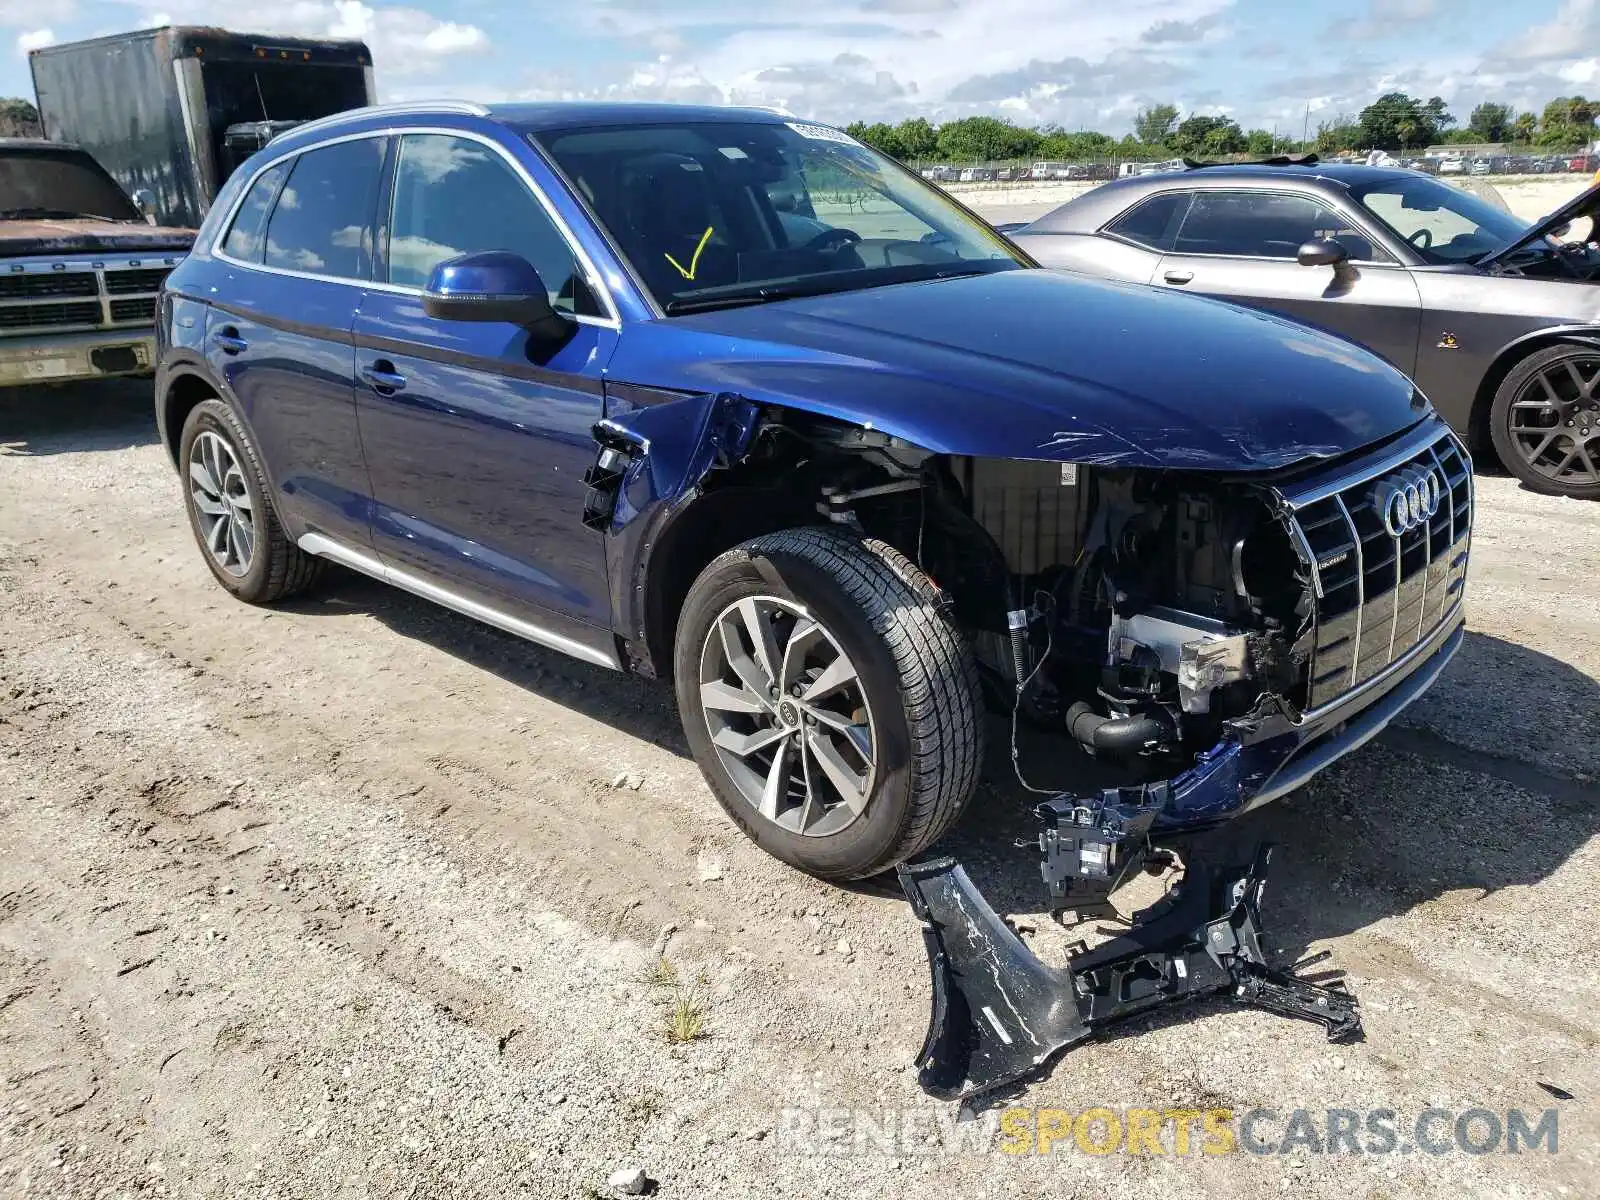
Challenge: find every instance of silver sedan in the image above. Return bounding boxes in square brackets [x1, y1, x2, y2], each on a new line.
[1007, 160, 1600, 500]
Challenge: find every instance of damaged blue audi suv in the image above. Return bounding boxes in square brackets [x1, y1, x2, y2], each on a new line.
[156, 102, 1471, 1098]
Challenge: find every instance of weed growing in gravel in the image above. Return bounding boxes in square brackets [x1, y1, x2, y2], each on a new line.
[665, 990, 708, 1044]
[641, 954, 710, 1044]
[640, 954, 679, 990]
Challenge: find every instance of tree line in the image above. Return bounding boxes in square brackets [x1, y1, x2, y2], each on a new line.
[3, 88, 1593, 160]
[0, 98, 42, 138]
[846, 91, 1600, 164]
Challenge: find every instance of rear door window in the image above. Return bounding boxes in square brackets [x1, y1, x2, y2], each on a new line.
[263, 137, 385, 280]
[220, 160, 289, 263]
[1103, 191, 1190, 251]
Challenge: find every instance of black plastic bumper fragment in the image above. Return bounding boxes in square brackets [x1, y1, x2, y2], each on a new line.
[898, 845, 1362, 1104]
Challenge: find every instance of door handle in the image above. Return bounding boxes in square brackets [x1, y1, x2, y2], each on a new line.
[1162, 269, 1194, 285]
[213, 327, 248, 354]
[361, 360, 407, 393]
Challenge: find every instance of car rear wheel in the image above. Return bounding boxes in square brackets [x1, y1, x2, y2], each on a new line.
[178, 399, 323, 602]
[1490, 345, 1600, 499]
[673, 527, 983, 881]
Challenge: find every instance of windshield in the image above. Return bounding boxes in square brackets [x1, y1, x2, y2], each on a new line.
[532, 119, 1025, 313]
[0, 147, 137, 221]
[1350, 175, 1530, 264]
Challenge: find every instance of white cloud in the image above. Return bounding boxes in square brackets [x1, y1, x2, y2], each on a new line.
[1503, 0, 1596, 63]
[1559, 57, 1600, 84]
[0, 0, 74, 21]
[421, 22, 485, 54]
[544, 0, 1236, 129]
[15, 28, 56, 55]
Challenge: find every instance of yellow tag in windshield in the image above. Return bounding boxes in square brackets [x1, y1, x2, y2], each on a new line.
[665, 225, 715, 281]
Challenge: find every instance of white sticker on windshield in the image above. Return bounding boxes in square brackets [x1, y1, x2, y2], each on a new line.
[786, 121, 859, 146]
[718, 146, 749, 159]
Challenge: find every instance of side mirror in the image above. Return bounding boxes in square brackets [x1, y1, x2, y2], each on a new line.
[1297, 238, 1350, 268]
[131, 189, 158, 226]
[421, 251, 571, 341]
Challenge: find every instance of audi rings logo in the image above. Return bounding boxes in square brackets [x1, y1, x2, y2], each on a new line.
[1373, 466, 1443, 537]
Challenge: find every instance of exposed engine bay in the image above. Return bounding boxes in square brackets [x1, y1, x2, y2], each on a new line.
[1489, 235, 1600, 281]
[810, 434, 1315, 786]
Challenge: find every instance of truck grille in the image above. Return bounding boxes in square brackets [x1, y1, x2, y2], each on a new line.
[0, 274, 99, 300]
[0, 262, 174, 333]
[1284, 424, 1472, 712]
[109, 297, 157, 323]
[104, 268, 173, 295]
[0, 300, 103, 330]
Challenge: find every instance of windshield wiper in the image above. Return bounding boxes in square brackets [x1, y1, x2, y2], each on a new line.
[665, 282, 828, 315]
[663, 264, 1001, 315]
[0, 207, 131, 222]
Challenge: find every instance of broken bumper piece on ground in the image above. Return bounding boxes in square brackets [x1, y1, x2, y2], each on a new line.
[897, 846, 1362, 1104]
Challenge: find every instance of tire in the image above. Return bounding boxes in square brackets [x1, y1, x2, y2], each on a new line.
[673, 526, 983, 881]
[177, 398, 323, 603]
[1489, 344, 1600, 500]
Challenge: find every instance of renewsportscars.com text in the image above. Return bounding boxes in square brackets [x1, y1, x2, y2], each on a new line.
[775, 1106, 1560, 1158]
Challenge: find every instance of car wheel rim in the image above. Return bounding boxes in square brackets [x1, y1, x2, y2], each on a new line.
[698, 595, 877, 838]
[188, 430, 255, 578]
[1509, 358, 1600, 486]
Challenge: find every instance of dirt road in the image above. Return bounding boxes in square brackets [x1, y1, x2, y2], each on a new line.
[2, 382, 1597, 1199]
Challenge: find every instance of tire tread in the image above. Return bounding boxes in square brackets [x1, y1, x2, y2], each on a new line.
[714, 526, 983, 877]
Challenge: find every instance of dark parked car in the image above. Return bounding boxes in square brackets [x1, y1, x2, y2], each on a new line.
[157, 104, 1470, 1097]
[1010, 160, 1600, 498]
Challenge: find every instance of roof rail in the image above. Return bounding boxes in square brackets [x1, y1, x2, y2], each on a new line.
[1181, 153, 1320, 170]
[273, 100, 493, 142]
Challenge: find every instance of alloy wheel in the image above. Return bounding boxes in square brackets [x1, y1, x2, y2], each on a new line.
[1508, 357, 1600, 486]
[187, 430, 255, 577]
[698, 595, 877, 838]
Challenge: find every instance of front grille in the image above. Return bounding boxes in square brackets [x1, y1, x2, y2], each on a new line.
[109, 297, 157, 323]
[103, 267, 172, 295]
[0, 300, 103, 331]
[0, 273, 98, 300]
[0, 260, 175, 335]
[1286, 426, 1472, 711]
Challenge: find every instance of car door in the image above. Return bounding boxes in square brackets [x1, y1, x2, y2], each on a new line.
[353, 130, 619, 643]
[207, 136, 387, 550]
[1154, 188, 1424, 376]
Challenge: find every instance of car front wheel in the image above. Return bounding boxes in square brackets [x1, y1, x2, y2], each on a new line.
[673, 527, 983, 881]
[1490, 345, 1600, 499]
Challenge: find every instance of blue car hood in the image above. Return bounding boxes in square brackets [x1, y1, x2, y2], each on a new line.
[619, 269, 1427, 470]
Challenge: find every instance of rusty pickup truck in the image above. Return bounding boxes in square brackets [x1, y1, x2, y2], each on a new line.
[1, 139, 193, 388]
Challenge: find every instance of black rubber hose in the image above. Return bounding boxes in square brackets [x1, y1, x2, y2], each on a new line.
[1065, 702, 1169, 756]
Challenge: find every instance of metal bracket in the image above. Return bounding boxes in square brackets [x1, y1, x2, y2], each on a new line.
[899, 844, 1361, 1104]
[580, 424, 641, 532]
[1035, 781, 1169, 908]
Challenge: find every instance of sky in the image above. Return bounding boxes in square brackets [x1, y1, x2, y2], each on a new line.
[5, 0, 1600, 137]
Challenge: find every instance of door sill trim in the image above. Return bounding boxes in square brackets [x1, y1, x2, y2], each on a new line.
[297, 532, 621, 671]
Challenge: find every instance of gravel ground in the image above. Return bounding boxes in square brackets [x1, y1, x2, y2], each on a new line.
[1, 364, 1597, 1200]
